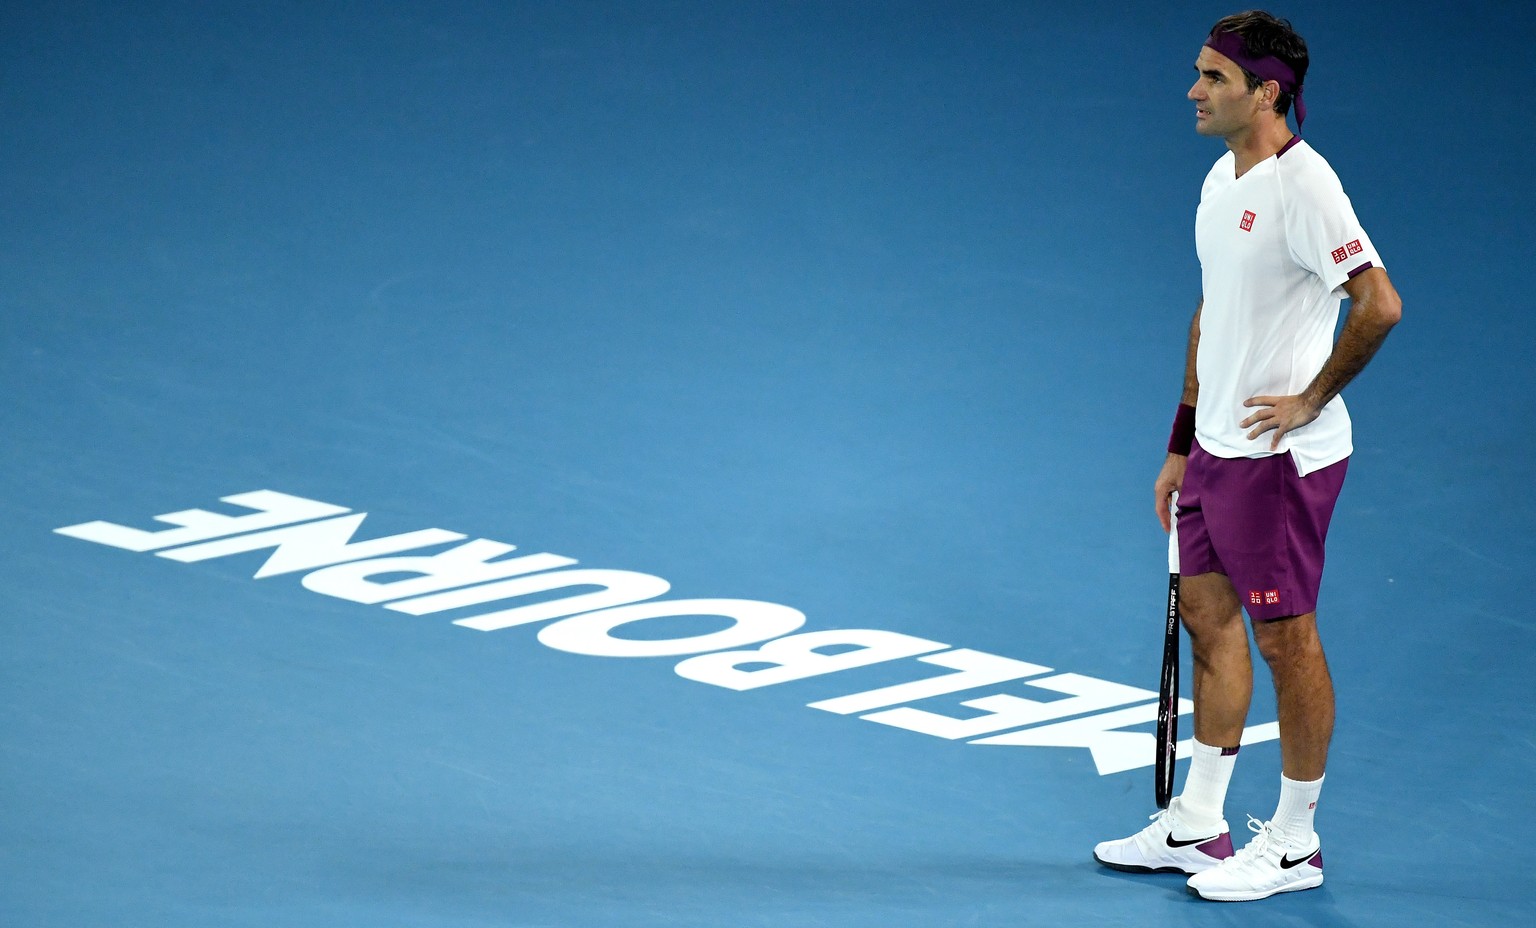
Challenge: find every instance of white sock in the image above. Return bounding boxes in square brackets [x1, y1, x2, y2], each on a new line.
[1177, 739, 1238, 829]
[1273, 773, 1324, 843]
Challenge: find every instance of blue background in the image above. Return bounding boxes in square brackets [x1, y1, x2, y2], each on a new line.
[4, 2, 1533, 925]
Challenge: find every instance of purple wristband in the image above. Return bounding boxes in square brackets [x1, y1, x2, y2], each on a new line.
[1168, 403, 1196, 455]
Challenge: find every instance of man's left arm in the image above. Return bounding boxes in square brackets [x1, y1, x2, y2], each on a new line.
[1241, 267, 1403, 449]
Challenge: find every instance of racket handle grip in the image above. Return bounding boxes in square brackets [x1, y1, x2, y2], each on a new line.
[1166, 490, 1180, 574]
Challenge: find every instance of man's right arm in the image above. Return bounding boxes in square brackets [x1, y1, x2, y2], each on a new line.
[1155, 300, 1201, 532]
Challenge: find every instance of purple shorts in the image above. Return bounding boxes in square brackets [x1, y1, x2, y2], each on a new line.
[1177, 440, 1348, 621]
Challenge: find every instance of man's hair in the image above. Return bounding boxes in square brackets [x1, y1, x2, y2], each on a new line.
[1210, 10, 1309, 117]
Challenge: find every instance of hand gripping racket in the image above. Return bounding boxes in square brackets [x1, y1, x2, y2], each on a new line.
[1155, 493, 1181, 809]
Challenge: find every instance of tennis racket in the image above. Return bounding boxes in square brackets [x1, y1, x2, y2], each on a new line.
[1155, 492, 1181, 809]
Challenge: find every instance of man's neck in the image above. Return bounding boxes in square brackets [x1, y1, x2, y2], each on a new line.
[1227, 117, 1296, 177]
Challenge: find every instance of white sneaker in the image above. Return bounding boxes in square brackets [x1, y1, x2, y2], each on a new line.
[1093, 798, 1235, 874]
[1185, 815, 1324, 902]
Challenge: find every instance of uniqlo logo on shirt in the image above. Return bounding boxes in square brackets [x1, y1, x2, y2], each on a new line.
[1332, 240, 1363, 264]
[1240, 210, 1256, 232]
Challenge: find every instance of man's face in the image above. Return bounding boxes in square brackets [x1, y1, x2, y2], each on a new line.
[1188, 46, 1261, 138]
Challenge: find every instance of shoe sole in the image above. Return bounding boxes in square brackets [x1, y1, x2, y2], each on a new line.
[1093, 853, 1205, 876]
[1186, 875, 1324, 902]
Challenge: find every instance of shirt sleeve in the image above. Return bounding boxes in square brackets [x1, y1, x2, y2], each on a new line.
[1283, 161, 1383, 293]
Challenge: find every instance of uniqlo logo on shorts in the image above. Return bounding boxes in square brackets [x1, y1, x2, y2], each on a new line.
[1248, 591, 1264, 605]
[1264, 590, 1281, 605]
[1240, 210, 1256, 232]
[1249, 590, 1281, 606]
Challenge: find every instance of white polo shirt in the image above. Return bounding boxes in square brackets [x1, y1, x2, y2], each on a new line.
[1194, 138, 1382, 476]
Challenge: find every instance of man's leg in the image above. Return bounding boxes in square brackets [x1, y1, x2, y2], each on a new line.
[1091, 570, 1248, 875]
[1174, 572, 1250, 828]
[1187, 613, 1331, 901]
[1179, 572, 1252, 749]
[1251, 612, 1333, 780]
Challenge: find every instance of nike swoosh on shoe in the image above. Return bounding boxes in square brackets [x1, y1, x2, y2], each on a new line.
[1280, 848, 1321, 869]
[1165, 833, 1220, 849]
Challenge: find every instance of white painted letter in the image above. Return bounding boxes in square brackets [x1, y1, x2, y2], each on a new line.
[674, 629, 949, 690]
[55, 490, 348, 552]
[301, 539, 576, 604]
[807, 649, 1052, 715]
[156, 514, 464, 578]
[969, 699, 1238, 775]
[860, 672, 1157, 740]
[537, 599, 807, 658]
[390, 569, 671, 631]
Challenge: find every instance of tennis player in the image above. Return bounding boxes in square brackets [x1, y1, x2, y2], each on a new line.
[1093, 10, 1401, 901]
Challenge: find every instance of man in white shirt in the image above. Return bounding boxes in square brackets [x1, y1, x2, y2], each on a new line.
[1093, 10, 1402, 902]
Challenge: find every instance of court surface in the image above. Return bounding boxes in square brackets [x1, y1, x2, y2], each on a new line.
[4, 2, 1533, 926]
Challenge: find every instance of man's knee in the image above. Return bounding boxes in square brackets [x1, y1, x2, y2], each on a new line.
[1253, 613, 1323, 667]
[1178, 572, 1244, 637]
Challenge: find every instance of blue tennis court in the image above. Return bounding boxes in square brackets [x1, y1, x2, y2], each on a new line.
[4, 2, 1533, 926]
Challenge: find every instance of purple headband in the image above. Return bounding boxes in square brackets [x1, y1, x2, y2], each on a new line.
[1205, 29, 1306, 131]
